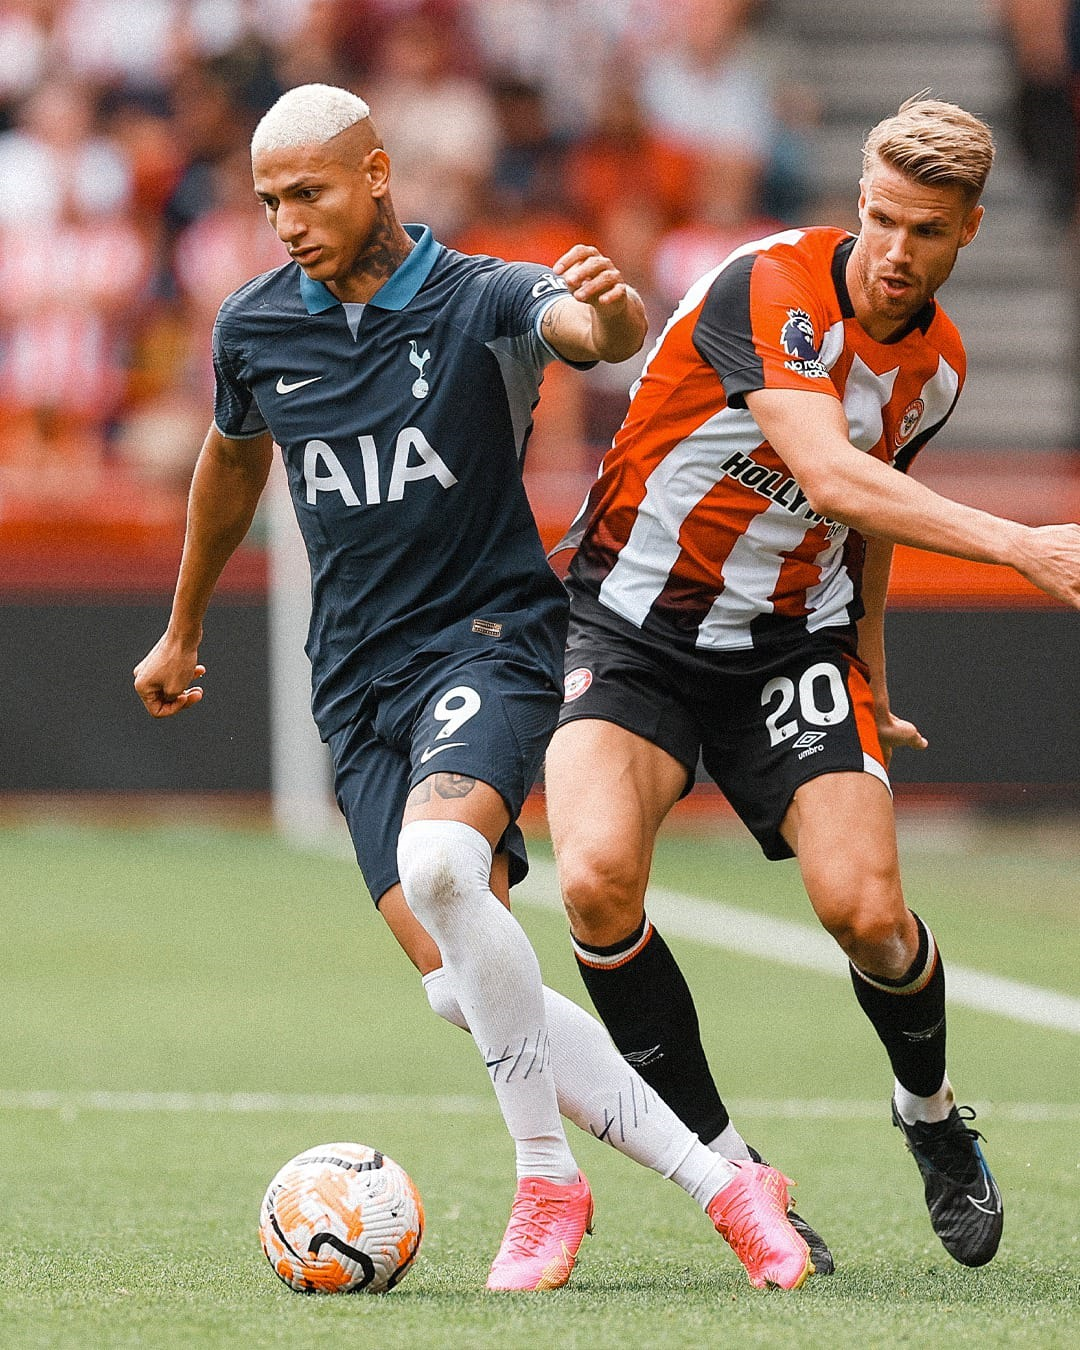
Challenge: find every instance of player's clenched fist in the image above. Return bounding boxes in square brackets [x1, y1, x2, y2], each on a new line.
[134, 636, 206, 717]
[543, 244, 647, 364]
[552, 243, 631, 307]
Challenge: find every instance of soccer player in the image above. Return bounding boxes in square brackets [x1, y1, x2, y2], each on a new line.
[134, 83, 815, 1293]
[545, 94, 1080, 1271]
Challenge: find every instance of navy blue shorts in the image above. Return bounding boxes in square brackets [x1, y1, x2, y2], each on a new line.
[328, 647, 562, 905]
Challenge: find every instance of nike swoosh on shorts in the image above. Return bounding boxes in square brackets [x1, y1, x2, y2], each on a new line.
[419, 742, 467, 763]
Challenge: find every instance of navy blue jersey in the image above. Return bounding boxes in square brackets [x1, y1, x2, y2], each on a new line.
[212, 225, 579, 738]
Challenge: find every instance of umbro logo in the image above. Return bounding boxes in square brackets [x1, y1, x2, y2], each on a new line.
[276, 374, 323, 394]
[901, 1015, 946, 1043]
[793, 732, 827, 749]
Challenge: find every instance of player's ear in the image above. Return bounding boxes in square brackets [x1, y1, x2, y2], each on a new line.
[959, 202, 983, 248]
[366, 147, 392, 197]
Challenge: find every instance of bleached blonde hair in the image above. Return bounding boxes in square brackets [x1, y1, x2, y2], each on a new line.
[863, 93, 995, 202]
[250, 84, 372, 158]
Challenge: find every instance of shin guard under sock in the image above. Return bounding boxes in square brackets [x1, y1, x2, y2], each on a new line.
[849, 912, 947, 1098]
[571, 915, 730, 1143]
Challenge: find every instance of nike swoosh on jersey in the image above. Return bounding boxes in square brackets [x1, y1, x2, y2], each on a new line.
[419, 741, 467, 763]
[276, 374, 323, 394]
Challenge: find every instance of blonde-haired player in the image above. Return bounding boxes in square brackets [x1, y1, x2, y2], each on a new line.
[547, 94, 1079, 1269]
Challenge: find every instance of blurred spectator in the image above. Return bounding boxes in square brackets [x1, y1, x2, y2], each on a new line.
[449, 53, 604, 473]
[103, 92, 185, 222]
[0, 194, 150, 483]
[464, 0, 664, 134]
[182, 18, 284, 118]
[273, 0, 359, 89]
[184, 0, 315, 70]
[0, 78, 131, 226]
[163, 61, 256, 236]
[487, 75, 572, 215]
[56, 0, 307, 100]
[56, 0, 178, 96]
[563, 74, 700, 235]
[0, 1, 53, 132]
[652, 151, 782, 306]
[331, 0, 470, 82]
[111, 317, 212, 489]
[636, 0, 812, 222]
[173, 145, 288, 323]
[118, 139, 290, 488]
[366, 6, 498, 237]
[996, 0, 1077, 222]
[452, 181, 585, 278]
[577, 196, 670, 461]
[638, 1, 776, 165]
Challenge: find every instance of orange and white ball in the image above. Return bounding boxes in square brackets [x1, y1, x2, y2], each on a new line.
[259, 1142, 424, 1293]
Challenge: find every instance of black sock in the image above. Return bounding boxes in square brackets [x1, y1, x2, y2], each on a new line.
[571, 915, 730, 1142]
[849, 912, 947, 1098]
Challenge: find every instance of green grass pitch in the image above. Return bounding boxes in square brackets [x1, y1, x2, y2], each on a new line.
[2, 814, 1078, 1347]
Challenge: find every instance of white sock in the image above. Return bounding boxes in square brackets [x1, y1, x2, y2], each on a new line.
[398, 820, 576, 1184]
[704, 1122, 753, 1161]
[893, 1074, 956, 1125]
[423, 967, 737, 1208]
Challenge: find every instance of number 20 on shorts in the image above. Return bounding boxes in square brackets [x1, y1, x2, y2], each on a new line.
[761, 662, 850, 747]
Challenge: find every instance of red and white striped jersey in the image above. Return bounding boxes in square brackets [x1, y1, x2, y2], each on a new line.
[563, 227, 967, 652]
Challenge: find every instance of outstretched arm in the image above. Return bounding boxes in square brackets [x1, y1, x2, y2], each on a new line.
[540, 244, 648, 364]
[745, 387, 1080, 608]
[133, 425, 274, 717]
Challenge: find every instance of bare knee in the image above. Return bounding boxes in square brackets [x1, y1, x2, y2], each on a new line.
[556, 845, 647, 946]
[802, 855, 915, 974]
[816, 892, 917, 976]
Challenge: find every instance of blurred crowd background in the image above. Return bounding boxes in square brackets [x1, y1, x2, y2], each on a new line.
[0, 0, 1077, 525]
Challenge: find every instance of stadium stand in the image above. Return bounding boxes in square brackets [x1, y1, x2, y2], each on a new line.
[0, 1, 1076, 802]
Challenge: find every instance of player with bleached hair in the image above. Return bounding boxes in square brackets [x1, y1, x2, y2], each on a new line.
[135, 83, 821, 1293]
[545, 93, 1080, 1271]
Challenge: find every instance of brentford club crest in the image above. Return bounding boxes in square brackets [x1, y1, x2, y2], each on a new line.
[896, 397, 925, 447]
[563, 667, 593, 702]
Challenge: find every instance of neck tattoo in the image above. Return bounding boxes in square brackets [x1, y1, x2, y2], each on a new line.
[355, 207, 412, 290]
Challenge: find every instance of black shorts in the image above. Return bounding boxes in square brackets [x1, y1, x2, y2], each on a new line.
[558, 595, 889, 860]
[328, 646, 562, 905]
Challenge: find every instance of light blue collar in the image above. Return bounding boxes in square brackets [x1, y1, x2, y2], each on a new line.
[299, 224, 440, 315]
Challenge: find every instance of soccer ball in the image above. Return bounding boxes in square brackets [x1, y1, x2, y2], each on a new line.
[258, 1142, 424, 1294]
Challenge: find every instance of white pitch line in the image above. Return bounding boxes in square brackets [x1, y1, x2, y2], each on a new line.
[0, 1089, 487, 1116]
[515, 861, 1080, 1036]
[1, 1090, 1078, 1122]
